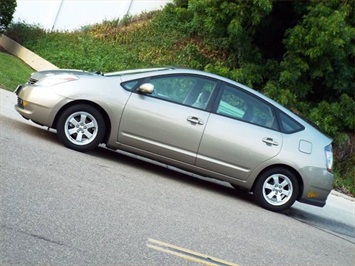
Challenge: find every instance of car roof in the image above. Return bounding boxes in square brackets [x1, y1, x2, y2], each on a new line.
[104, 67, 331, 138]
[113, 67, 240, 87]
[110, 66, 280, 106]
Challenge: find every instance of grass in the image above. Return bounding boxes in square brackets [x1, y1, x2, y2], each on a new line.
[0, 50, 34, 91]
[4, 12, 218, 72]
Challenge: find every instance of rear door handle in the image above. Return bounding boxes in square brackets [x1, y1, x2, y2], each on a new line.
[262, 137, 279, 146]
[187, 116, 204, 125]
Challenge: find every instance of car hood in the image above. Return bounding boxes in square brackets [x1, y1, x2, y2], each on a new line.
[28, 69, 102, 84]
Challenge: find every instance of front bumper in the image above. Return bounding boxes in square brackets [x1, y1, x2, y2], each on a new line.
[14, 84, 66, 127]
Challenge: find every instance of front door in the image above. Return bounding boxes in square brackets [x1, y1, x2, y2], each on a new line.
[118, 74, 217, 165]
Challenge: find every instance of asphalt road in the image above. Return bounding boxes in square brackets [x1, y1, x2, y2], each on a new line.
[1, 88, 354, 265]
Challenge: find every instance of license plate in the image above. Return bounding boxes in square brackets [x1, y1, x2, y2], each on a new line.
[14, 85, 22, 95]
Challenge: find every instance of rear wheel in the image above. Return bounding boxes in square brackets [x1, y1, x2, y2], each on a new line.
[254, 167, 299, 212]
[57, 104, 105, 152]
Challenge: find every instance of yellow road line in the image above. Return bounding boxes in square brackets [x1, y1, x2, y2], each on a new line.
[147, 238, 240, 266]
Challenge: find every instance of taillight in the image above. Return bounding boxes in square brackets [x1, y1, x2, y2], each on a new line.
[325, 144, 333, 172]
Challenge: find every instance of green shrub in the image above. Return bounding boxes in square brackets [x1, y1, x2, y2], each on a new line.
[6, 22, 46, 44]
[334, 154, 355, 196]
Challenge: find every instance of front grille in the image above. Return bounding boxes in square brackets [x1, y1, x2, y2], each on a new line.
[17, 97, 24, 108]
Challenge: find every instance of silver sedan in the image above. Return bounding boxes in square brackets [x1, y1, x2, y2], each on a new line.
[14, 67, 334, 212]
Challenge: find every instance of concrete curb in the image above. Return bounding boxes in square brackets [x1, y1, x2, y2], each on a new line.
[0, 34, 59, 71]
[331, 190, 355, 202]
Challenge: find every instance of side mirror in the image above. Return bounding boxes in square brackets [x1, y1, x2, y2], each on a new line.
[138, 83, 154, 94]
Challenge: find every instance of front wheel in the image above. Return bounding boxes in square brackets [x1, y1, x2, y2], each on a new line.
[254, 167, 299, 212]
[57, 104, 105, 152]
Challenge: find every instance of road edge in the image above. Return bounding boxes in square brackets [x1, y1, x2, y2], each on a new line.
[331, 190, 355, 202]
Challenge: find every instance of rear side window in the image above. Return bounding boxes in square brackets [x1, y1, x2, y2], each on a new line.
[216, 84, 278, 130]
[278, 111, 304, 133]
[217, 85, 246, 119]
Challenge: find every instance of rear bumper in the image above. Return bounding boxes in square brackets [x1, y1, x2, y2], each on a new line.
[298, 197, 327, 207]
[298, 167, 334, 207]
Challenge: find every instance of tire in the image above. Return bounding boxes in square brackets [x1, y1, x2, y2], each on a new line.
[56, 104, 105, 152]
[254, 167, 299, 212]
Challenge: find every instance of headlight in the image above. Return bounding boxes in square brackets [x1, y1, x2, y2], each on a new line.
[325, 144, 333, 172]
[36, 74, 79, 87]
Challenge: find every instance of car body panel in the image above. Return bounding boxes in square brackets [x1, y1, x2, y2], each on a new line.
[14, 67, 334, 209]
[119, 92, 210, 165]
[196, 113, 283, 181]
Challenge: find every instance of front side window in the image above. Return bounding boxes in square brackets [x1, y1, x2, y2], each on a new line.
[121, 79, 142, 91]
[147, 75, 217, 109]
[216, 84, 278, 130]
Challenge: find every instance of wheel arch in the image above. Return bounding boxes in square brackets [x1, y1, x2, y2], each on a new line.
[251, 164, 304, 200]
[52, 100, 112, 144]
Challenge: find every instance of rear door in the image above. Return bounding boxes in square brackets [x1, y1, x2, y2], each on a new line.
[196, 83, 283, 180]
[118, 74, 217, 165]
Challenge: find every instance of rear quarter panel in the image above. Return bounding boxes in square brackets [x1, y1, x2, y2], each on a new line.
[243, 127, 333, 202]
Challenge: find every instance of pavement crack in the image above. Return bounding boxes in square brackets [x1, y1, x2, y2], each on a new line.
[1, 224, 66, 247]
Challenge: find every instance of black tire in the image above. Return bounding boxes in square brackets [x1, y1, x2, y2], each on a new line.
[254, 167, 299, 212]
[56, 104, 105, 152]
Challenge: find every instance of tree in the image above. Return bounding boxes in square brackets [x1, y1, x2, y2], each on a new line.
[189, 0, 272, 61]
[177, 0, 354, 141]
[0, 0, 17, 33]
[266, 0, 355, 143]
[174, 0, 355, 193]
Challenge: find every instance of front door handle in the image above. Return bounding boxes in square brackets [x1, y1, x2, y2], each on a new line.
[187, 116, 204, 125]
[262, 137, 279, 146]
